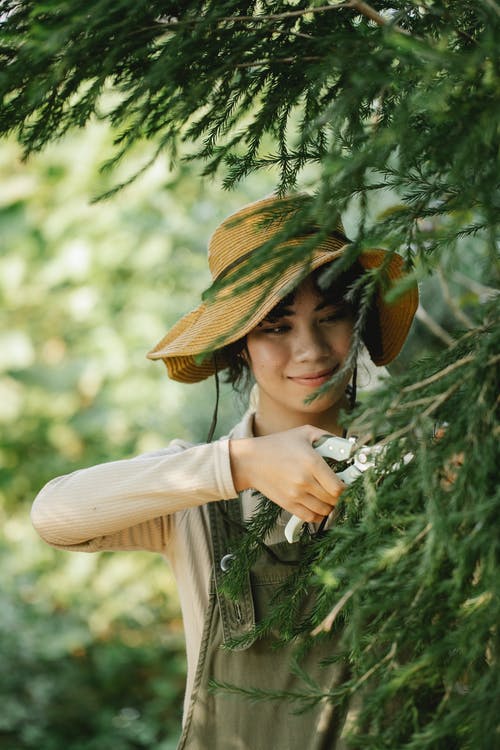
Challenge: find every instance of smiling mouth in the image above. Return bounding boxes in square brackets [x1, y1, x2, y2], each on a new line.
[288, 365, 340, 386]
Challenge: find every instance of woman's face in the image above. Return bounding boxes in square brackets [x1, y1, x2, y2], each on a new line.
[245, 276, 354, 434]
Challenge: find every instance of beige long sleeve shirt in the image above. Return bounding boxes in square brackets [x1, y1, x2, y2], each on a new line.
[31, 409, 293, 716]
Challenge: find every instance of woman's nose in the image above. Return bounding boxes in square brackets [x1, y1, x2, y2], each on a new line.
[293, 325, 330, 360]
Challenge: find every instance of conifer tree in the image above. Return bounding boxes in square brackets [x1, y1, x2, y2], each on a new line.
[1, 2, 498, 747]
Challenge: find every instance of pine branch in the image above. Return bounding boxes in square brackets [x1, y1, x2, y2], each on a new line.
[453, 272, 499, 302]
[348, 0, 409, 33]
[209, 676, 327, 710]
[437, 268, 476, 331]
[415, 304, 455, 347]
[312, 523, 432, 635]
[234, 55, 323, 68]
[401, 354, 476, 393]
[482, 0, 500, 17]
[196, 2, 406, 30]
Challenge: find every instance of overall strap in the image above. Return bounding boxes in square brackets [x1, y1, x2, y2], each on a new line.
[208, 499, 256, 650]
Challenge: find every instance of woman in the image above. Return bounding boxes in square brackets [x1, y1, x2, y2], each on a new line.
[32, 194, 418, 749]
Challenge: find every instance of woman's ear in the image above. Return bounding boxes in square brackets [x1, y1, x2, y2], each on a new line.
[240, 345, 250, 366]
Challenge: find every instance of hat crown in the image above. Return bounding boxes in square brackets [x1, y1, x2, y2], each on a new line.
[207, 194, 346, 281]
[207, 196, 288, 281]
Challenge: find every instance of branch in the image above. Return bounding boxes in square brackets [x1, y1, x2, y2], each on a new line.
[356, 380, 461, 445]
[352, 350, 497, 444]
[221, 4, 345, 23]
[386, 394, 441, 414]
[452, 271, 499, 302]
[157, 1, 410, 35]
[353, 642, 397, 689]
[415, 304, 455, 346]
[311, 586, 358, 635]
[312, 523, 433, 635]
[235, 56, 323, 69]
[376, 380, 460, 444]
[437, 269, 475, 330]
[401, 355, 475, 393]
[348, 1, 405, 31]
[482, 0, 500, 18]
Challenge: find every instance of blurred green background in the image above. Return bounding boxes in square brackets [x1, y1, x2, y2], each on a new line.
[0, 123, 275, 749]
[0, 122, 489, 749]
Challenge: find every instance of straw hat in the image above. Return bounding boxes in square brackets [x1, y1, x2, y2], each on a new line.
[147, 195, 418, 383]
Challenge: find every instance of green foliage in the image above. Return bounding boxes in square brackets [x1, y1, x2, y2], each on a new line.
[0, 131, 274, 748]
[0, 129, 270, 512]
[1, 1, 499, 261]
[0, 521, 186, 749]
[0, 2, 499, 748]
[221, 310, 500, 748]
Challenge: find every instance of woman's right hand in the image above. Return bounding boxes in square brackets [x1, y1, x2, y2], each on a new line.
[229, 425, 346, 523]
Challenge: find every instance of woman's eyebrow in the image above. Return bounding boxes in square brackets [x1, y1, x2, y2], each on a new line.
[314, 300, 342, 312]
[262, 304, 294, 322]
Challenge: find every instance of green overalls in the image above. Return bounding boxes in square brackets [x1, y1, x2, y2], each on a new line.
[177, 497, 352, 750]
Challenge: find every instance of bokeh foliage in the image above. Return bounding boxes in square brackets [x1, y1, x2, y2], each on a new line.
[0, 127, 274, 748]
[1, 126, 269, 510]
[1, 523, 186, 750]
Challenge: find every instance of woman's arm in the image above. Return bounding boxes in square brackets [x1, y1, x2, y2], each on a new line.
[31, 439, 236, 550]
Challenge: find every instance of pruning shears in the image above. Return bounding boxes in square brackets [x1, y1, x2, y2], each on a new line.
[284, 434, 382, 543]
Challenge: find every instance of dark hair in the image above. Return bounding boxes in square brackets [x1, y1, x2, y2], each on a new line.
[221, 337, 252, 393]
[221, 259, 380, 393]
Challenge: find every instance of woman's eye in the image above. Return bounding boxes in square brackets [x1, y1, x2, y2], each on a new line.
[261, 325, 289, 335]
[321, 313, 343, 323]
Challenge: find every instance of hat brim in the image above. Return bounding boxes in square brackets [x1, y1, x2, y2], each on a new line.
[147, 240, 418, 383]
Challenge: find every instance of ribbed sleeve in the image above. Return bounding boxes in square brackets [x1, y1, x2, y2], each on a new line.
[31, 438, 237, 550]
[30, 410, 259, 722]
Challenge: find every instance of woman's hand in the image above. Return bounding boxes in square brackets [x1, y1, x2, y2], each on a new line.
[229, 425, 346, 522]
